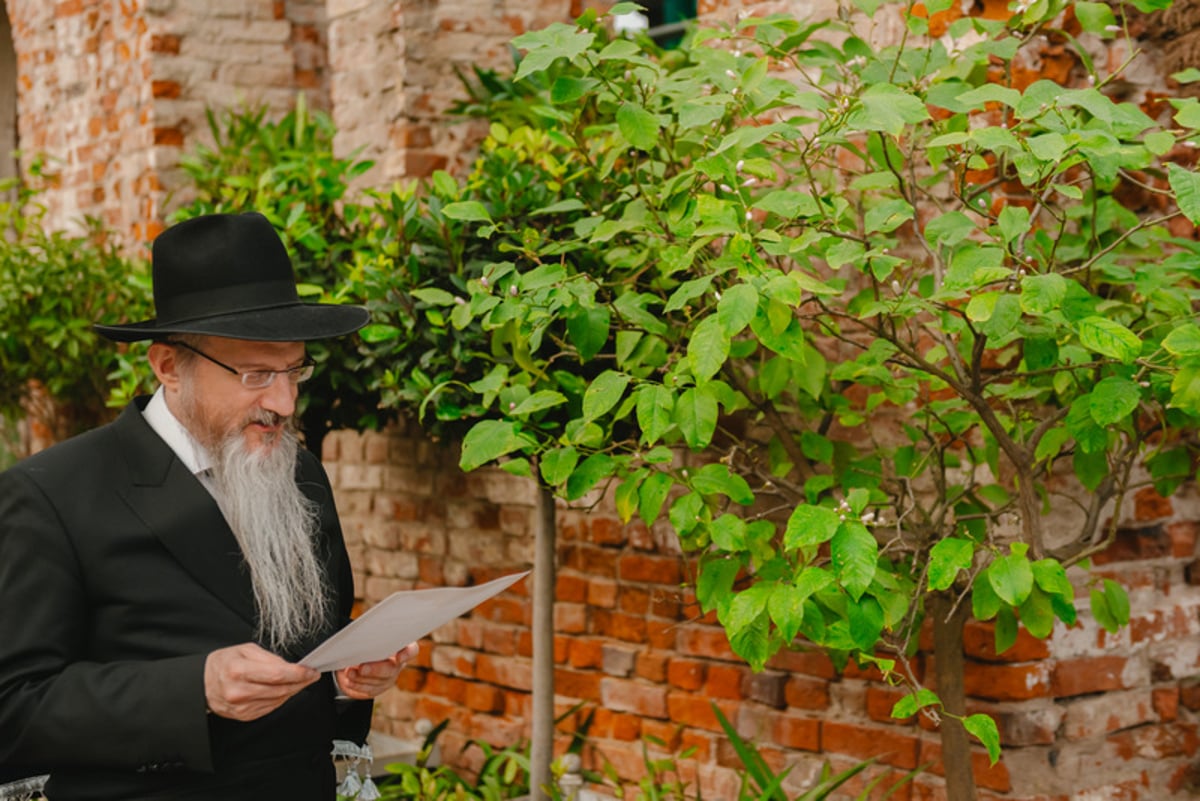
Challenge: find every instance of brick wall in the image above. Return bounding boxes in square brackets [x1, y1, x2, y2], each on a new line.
[326, 0, 582, 187]
[5, 0, 328, 244]
[325, 423, 1200, 799]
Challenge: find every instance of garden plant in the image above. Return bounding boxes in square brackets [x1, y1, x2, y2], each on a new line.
[355, 1, 1200, 798]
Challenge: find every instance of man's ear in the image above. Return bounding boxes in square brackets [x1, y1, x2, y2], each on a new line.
[147, 342, 183, 392]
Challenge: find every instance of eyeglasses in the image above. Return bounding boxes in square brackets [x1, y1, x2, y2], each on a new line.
[170, 341, 315, 389]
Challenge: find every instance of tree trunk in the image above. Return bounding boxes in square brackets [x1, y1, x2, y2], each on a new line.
[929, 591, 978, 801]
[529, 484, 556, 800]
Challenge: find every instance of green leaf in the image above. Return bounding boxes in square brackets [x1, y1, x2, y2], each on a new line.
[710, 514, 748, 551]
[441, 201, 493, 223]
[831, 521, 878, 600]
[1088, 376, 1142, 426]
[636, 385, 674, 444]
[928, 537, 975, 592]
[923, 211, 976, 247]
[1019, 585, 1056, 638]
[784, 504, 842, 550]
[1020, 273, 1067, 315]
[1168, 162, 1200, 224]
[512, 23, 596, 81]
[617, 103, 660, 150]
[987, 550, 1034, 606]
[410, 287, 458, 305]
[1074, 1, 1117, 35]
[567, 305, 611, 363]
[510, 390, 568, 416]
[697, 557, 740, 614]
[995, 606, 1018, 654]
[1075, 316, 1142, 363]
[688, 315, 731, 384]
[754, 190, 820, 219]
[1034, 427, 1071, 464]
[1090, 578, 1131, 634]
[676, 386, 719, 449]
[964, 713, 1002, 766]
[966, 292, 1000, 322]
[767, 583, 805, 643]
[850, 84, 930, 136]
[892, 688, 941, 719]
[691, 463, 755, 505]
[1163, 324, 1200, 357]
[566, 453, 616, 500]
[717, 283, 758, 337]
[1074, 448, 1109, 492]
[972, 574, 1003, 621]
[638, 470, 673, 527]
[864, 199, 914, 233]
[459, 420, 532, 472]
[539, 446, 579, 486]
[582, 370, 631, 421]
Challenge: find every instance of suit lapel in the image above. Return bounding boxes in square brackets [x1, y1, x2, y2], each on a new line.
[112, 401, 258, 627]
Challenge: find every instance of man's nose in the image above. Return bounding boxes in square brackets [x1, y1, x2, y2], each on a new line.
[259, 375, 298, 419]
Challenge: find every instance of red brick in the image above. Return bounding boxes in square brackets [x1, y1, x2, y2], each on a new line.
[592, 609, 647, 643]
[677, 625, 738, 661]
[963, 660, 1052, 701]
[619, 586, 652, 615]
[1133, 486, 1174, 521]
[1180, 679, 1200, 711]
[590, 517, 627, 546]
[868, 685, 917, 725]
[641, 718, 682, 750]
[705, 663, 746, 700]
[636, 650, 670, 682]
[1093, 524, 1172, 565]
[767, 648, 837, 679]
[918, 738, 1011, 792]
[962, 619, 1051, 662]
[465, 681, 505, 713]
[785, 675, 830, 710]
[619, 553, 683, 585]
[587, 577, 618, 608]
[1166, 521, 1198, 558]
[556, 573, 588, 603]
[555, 667, 602, 701]
[822, 721, 920, 769]
[426, 672, 468, 704]
[475, 654, 532, 691]
[1052, 655, 1127, 698]
[1109, 721, 1200, 760]
[601, 677, 668, 719]
[666, 693, 739, 733]
[475, 596, 527, 625]
[742, 670, 787, 708]
[554, 602, 587, 633]
[149, 33, 181, 53]
[396, 667, 426, 693]
[153, 126, 184, 146]
[568, 639, 604, 669]
[667, 657, 707, 691]
[773, 713, 821, 751]
[1152, 685, 1180, 724]
[646, 619, 678, 650]
[610, 712, 642, 741]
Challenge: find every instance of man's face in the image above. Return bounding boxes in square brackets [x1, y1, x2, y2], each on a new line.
[175, 337, 307, 452]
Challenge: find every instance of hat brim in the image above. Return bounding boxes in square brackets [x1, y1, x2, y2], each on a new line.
[93, 302, 370, 343]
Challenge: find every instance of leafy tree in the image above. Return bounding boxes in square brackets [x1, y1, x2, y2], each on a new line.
[0, 169, 152, 460]
[165, 97, 384, 455]
[361, 1, 1200, 797]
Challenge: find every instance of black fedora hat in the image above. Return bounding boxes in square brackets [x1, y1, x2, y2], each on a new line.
[94, 212, 369, 342]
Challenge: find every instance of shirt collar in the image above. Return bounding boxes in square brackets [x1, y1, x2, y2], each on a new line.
[142, 387, 215, 476]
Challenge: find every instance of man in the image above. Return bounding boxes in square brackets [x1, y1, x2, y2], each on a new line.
[0, 212, 413, 800]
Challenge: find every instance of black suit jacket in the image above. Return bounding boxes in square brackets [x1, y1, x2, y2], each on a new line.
[0, 399, 371, 800]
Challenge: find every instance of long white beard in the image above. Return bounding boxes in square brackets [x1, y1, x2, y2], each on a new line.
[210, 421, 331, 653]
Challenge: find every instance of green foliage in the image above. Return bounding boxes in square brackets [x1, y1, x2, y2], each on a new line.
[158, 97, 387, 451]
[0, 169, 152, 445]
[360, 0, 1199, 771]
[369, 720, 530, 801]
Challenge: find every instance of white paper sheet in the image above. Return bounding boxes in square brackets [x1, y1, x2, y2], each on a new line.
[299, 570, 530, 672]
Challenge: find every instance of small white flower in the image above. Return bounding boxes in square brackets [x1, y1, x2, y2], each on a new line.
[726, 69, 738, 79]
[509, 285, 519, 296]
[1104, 24, 1121, 32]
[714, 290, 722, 300]
[508, 401, 516, 410]
[736, 159, 745, 172]
[480, 276, 489, 288]
[624, 70, 632, 81]
[454, 296, 466, 305]
[891, 279, 902, 295]
[731, 87, 739, 95]
[745, 210, 753, 220]
[720, 183, 733, 192]
[742, 177, 757, 187]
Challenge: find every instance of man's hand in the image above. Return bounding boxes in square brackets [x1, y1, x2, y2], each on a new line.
[334, 642, 419, 700]
[204, 643, 320, 721]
